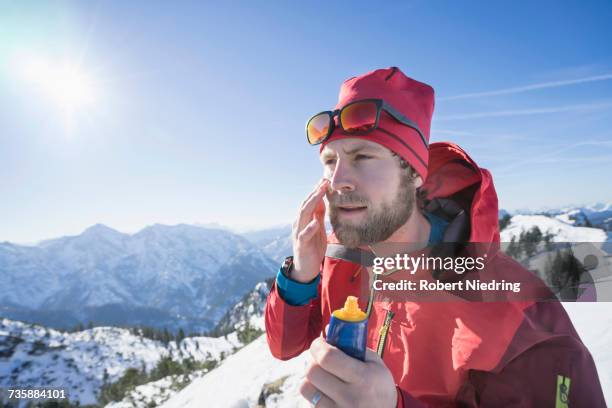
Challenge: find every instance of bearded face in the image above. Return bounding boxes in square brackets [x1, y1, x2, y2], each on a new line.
[328, 169, 417, 248]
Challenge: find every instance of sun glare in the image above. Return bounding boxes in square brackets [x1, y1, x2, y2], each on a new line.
[22, 56, 96, 108]
[13, 53, 99, 132]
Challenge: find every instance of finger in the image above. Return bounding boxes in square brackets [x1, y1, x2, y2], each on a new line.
[316, 201, 328, 245]
[300, 178, 328, 212]
[310, 337, 364, 383]
[297, 180, 329, 232]
[294, 180, 325, 235]
[300, 181, 327, 223]
[314, 192, 326, 220]
[305, 363, 347, 405]
[298, 217, 320, 242]
[300, 380, 335, 408]
[297, 195, 325, 240]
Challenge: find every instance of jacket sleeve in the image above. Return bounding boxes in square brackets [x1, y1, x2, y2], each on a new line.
[264, 274, 323, 360]
[454, 335, 607, 407]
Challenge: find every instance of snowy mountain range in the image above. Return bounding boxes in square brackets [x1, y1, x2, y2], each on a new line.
[502, 202, 612, 233]
[500, 214, 608, 243]
[0, 224, 277, 333]
[0, 317, 244, 407]
[242, 226, 293, 264]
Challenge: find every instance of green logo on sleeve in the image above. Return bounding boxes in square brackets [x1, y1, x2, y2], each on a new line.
[556, 375, 571, 408]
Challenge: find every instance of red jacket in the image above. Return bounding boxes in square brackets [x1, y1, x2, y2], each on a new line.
[265, 142, 606, 407]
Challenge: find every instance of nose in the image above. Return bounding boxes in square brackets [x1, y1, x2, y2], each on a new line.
[328, 157, 356, 192]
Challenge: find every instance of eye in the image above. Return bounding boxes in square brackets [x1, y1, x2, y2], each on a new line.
[324, 158, 336, 166]
[355, 154, 372, 160]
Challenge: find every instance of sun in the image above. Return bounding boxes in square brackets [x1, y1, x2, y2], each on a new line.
[22, 57, 97, 109]
[14, 53, 99, 130]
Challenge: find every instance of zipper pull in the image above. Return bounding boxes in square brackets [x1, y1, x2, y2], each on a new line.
[376, 310, 395, 358]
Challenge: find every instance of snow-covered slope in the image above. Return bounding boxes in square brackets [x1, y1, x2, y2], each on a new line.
[212, 281, 270, 336]
[161, 336, 310, 408]
[0, 318, 241, 406]
[0, 224, 277, 332]
[105, 371, 208, 408]
[105, 280, 273, 407]
[500, 214, 608, 242]
[502, 201, 612, 232]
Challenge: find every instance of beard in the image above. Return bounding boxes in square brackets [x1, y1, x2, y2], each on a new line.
[328, 172, 417, 248]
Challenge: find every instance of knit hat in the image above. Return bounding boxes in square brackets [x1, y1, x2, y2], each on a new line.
[320, 67, 435, 181]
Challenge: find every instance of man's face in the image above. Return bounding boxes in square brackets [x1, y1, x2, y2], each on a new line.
[321, 138, 419, 248]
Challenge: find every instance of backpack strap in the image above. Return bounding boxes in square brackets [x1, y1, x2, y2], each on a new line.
[325, 243, 375, 267]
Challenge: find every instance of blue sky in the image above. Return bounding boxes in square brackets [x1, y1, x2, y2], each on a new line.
[1, 0, 611, 243]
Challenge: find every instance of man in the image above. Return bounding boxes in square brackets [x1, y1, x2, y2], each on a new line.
[265, 67, 606, 407]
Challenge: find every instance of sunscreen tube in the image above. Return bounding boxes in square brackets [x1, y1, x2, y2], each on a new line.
[326, 296, 368, 361]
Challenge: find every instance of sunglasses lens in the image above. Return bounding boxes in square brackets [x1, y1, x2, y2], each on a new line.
[307, 112, 332, 144]
[341, 101, 378, 133]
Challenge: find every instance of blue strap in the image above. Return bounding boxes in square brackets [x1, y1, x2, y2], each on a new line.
[276, 268, 320, 306]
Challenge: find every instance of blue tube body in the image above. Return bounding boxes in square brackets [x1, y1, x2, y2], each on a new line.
[326, 315, 368, 361]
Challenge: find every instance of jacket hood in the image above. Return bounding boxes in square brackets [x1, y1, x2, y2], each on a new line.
[421, 141, 500, 245]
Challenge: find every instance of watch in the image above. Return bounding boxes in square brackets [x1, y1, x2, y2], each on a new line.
[281, 256, 295, 279]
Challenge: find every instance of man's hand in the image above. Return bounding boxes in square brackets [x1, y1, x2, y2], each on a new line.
[292, 178, 329, 283]
[300, 336, 398, 408]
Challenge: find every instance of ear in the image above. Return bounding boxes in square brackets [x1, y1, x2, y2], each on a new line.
[414, 175, 423, 189]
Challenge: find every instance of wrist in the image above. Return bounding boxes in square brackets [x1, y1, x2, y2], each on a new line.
[281, 256, 317, 283]
[291, 268, 317, 283]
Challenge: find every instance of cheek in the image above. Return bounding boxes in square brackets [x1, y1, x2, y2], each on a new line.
[356, 165, 396, 189]
[357, 167, 402, 205]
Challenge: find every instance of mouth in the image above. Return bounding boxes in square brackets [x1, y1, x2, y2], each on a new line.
[336, 205, 368, 215]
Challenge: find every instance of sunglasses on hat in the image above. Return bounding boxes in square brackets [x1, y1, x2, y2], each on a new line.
[306, 98, 427, 147]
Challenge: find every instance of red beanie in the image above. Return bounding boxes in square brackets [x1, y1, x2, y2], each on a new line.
[320, 67, 435, 181]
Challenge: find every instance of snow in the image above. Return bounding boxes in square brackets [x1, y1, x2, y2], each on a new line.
[554, 209, 581, 225]
[584, 202, 612, 213]
[0, 319, 241, 406]
[501, 214, 608, 242]
[105, 372, 208, 408]
[161, 336, 310, 408]
[214, 282, 268, 334]
[503, 201, 612, 216]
